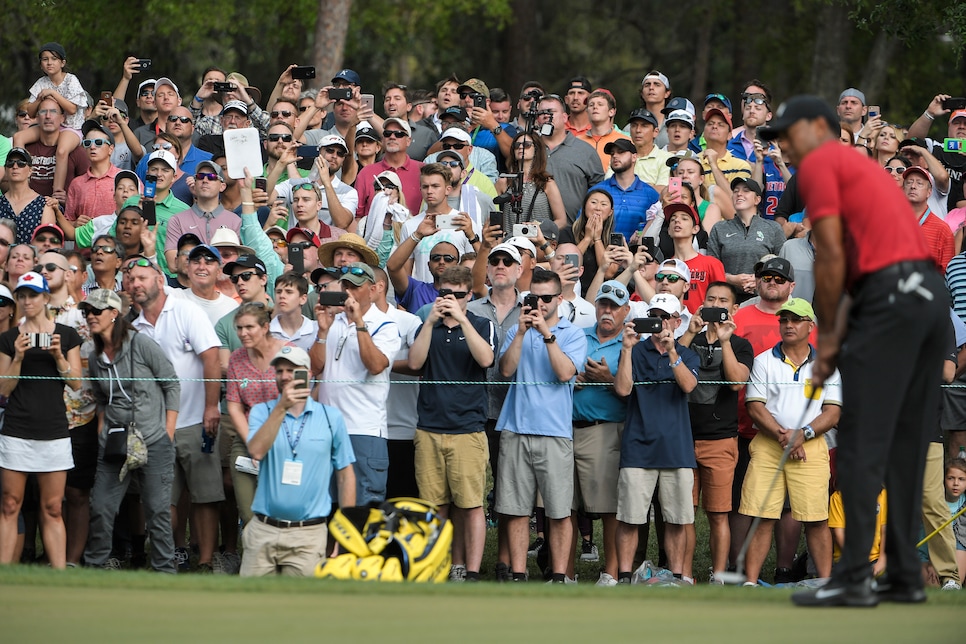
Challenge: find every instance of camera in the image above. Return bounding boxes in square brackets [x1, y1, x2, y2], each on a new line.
[328, 88, 352, 101]
[318, 291, 348, 307]
[632, 318, 663, 335]
[513, 224, 539, 239]
[702, 307, 729, 323]
[29, 332, 52, 349]
[135, 58, 152, 71]
[213, 82, 235, 92]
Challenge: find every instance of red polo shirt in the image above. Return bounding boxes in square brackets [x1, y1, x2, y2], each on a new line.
[354, 157, 424, 219]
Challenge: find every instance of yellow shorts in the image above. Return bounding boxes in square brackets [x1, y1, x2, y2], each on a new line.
[414, 430, 488, 509]
[739, 432, 829, 522]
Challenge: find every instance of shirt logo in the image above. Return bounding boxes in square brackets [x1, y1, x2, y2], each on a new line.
[726, 232, 738, 238]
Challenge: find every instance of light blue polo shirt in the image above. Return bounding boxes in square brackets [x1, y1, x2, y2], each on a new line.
[573, 327, 625, 423]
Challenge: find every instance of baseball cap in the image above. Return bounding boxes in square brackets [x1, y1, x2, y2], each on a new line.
[138, 79, 156, 95]
[0, 285, 14, 308]
[777, 297, 814, 320]
[437, 150, 464, 168]
[440, 128, 472, 145]
[704, 108, 733, 129]
[838, 88, 866, 105]
[665, 109, 695, 128]
[338, 262, 376, 286]
[39, 42, 67, 60]
[15, 272, 49, 294]
[147, 149, 178, 170]
[756, 256, 795, 282]
[661, 97, 695, 117]
[382, 117, 412, 136]
[664, 202, 699, 227]
[177, 232, 203, 250]
[459, 78, 491, 98]
[642, 70, 670, 89]
[113, 98, 130, 117]
[596, 280, 630, 307]
[154, 77, 179, 96]
[704, 93, 732, 112]
[286, 227, 322, 248]
[319, 134, 348, 151]
[758, 95, 840, 141]
[265, 225, 287, 239]
[488, 243, 522, 264]
[195, 159, 224, 181]
[81, 119, 114, 145]
[332, 69, 362, 86]
[270, 345, 311, 369]
[7, 147, 32, 165]
[376, 170, 402, 189]
[628, 108, 659, 128]
[540, 219, 559, 242]
[32, 223, 64, 241]
[506, 236, 537, 258]
[604, 139, 636, 155]
[114, 169, 139, 193]
[188, 244, 222, 263]
[951, 110, 966, 122]
[657, 258, 691, 284]
[79, 289, 123, 312]
[648, 293, 682, 316]
[356, 124, 380, 142]
[226, 72, 261, 105]
[223, 254, 267, 276]
[440, 107, 468, 122]
[903, 166, 935, 189]
[730, 176, 763, 196]
[567, 76, 592, 93]
[221, 99, 248, 116]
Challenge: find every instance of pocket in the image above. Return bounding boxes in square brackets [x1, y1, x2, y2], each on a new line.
[367, 457, 389, 474]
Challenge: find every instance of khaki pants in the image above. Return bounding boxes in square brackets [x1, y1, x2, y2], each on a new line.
[240, 517, 327, 577]
[923, 442, 960, 583]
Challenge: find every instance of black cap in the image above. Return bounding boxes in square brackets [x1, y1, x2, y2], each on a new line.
[441, 106, 468, 121]
[627, 108, 658, 128]
[755, 256, 795, 281]
[356, 126, 380, 142]
[568, 76, 592, 92]
[666, 150, 702, 168]
[310, 266, 340, 285]
[604, 139, 636, 155]
[758, 95, 839, 141]
[39, 42, 67, 60]
[223, 254, 267, 275]
[6, 147, 32, 165]
[81, 119, 115, 145]
[730, 176, 763, 196]
[661, 96, 694, 116]
[177, 232, 203, 250]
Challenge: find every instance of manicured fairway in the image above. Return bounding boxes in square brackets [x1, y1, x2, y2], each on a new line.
[1, 568, 961, 642]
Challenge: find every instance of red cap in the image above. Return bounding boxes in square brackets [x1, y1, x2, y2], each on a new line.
[704, 108, 732, 129]
[32, 223, 65, 241]
[286, 227, 322, 247]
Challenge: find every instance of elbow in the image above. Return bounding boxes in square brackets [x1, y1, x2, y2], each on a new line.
[247, 444, 266, 461]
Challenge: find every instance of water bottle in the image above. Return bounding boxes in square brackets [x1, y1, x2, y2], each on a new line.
[201, 427, 215, 454]
[958, 445, 966, 461]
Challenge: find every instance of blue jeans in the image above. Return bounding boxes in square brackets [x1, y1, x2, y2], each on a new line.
[349, 435, 388, 506]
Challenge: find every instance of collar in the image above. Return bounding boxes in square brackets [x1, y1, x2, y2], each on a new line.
[771, 341, 816, 379]
[191, 203, 225, 217]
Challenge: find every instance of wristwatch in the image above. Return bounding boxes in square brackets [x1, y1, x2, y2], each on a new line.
[802, 424, 815, 441]
[491, 125, 503, 137]
[469, 235, 480, 244]
[543, 334, 557, 344]
[356, 324, 369, 334]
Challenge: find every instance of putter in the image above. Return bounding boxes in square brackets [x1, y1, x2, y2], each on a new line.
[716, 390, 822, 585]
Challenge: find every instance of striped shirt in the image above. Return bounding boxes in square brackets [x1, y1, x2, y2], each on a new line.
[946, 252, 966, 324]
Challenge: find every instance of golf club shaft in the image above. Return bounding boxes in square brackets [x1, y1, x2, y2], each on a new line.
[917, 502, 966, 548]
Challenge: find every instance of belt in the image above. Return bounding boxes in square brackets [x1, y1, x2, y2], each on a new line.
[573, 419, 610, 428]
[254, 513, 326, 529]
[854, 260, 935, 292]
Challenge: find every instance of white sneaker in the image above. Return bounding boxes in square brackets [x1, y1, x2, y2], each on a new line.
[941, 579, 961, 591]
[596, 572, 618, 587]
[565, 574, 578, 585]
[742, 581, 758, 587]
[708, 569, 724, 585]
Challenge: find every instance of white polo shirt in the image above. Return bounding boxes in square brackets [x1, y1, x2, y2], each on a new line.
[399, 210, 480, 283]
[559, 296, 596, 329]
[269, 315, 316, 352]
[317, 305, 401, 438]
[277, 177, 359, 226]
[746, 343, 842, 430]
[133, 296, 221, 428]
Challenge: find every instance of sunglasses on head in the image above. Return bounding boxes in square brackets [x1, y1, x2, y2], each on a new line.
[125, 257, 157, 271]
[336, 266, 370, 277]
[268, 133, 293, 142]
[655, 273, 683, 283]
[4, 160, 28, 169]
[598, 283, 627, 301]
[167, 115, 192, 124]
[383, 130, 408, 138]
[92, 245, 117, 254]
[195, 172, 219, 181]
[82, 139, 110, 148]
[760, 274, 787, 284]
[430, 254, 457, 263]
[441, 143, 467, 150]
[293, 183, 317, 193]
[323, 146, 347, 158]
[230, 271, 259, 284]
[33, 262, 66, 273]
[270, 110, 294, 118]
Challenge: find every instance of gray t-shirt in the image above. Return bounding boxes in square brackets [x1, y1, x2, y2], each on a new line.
[779, 234, 815, 303]
[546, 133, 605, 224]
[707, 215, 786, 276]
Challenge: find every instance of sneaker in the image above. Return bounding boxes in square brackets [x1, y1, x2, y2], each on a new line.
[774, 567, 795, 584]
[579, 540, 599, 562]
[211, 551, 225, 574]
[102, 557, 122, 571]
[220, 551, 241, 575]
[708, 569, 724, 585]
[742, 581, 758, 587]
[596, 572, 618, 587]
[449, 564, 467, 582]
[792, 577, 878, 607]
[566, 574, 578, 585]
[174, 547, 190, 572]
[494, 562, 510, 583]
[129, 552, 147, 570]
[527, 536, 545, 558]
[941, 579, 962, 591]
[196, 562, 214, 574]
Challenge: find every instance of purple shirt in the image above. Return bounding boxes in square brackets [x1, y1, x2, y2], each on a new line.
[164, 204, 242, 251]
[398, 278, 439, 313]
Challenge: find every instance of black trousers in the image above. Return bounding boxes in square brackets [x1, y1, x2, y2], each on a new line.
[835, 261, 949, 588]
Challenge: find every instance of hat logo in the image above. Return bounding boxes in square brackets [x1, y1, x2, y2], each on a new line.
[23, 274, 34, 281]
[281, 347, 292, 354]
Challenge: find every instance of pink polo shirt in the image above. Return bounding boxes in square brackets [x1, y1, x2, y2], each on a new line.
[354, 157, 425, 219]
[64, 165, 120, 221]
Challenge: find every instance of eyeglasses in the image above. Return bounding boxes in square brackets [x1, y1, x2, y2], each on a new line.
[167, 115, 192, 124]
[760, 274, 787, 284]
[33, 235, 61, 244]
[598, 284, 627, 300]
[323, 146, 348, 158]
[742, 93, 768, 106]
[655, 273, 684, 283]
[4, 160, 28, 169]
[37, 109, 61, 116]
[270, 110, 294, 118]
[33, 262, 66, 273]
[529, 293, 560, 303]
[82, 139, 111, 148]
[439, 160, 461, 168]
[383, 130, 408, 138]
[779, 314, 810, 323]
[195, 172, 219, 181]
[272, 239, 287, 248]
[268, 133, 293, 142]
[139, 89, 155, 97]
[230, 271, 258, 284]
[430, 254, 457, 263]
[488, 256, 516, 267]
[152, 142, 173, 151]
[885, 166, 907, 174]
[649, 312, 672, 320]
[441, 143, 467, 150]
[513, 141, 534, 150]
[298, 105, 309, 113]
[92, 245, 117, 255]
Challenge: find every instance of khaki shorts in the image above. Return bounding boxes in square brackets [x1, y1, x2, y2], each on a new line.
[495, 431, 573, 520]
[219, 413, 237, 469]
[240, 516, 327, 577]
[692, 437, 739, 513]
[171, 423, 226, 505]
[413, 430, 488, 509]
[617, 468, 694, 525]
[739, 433, 829, 521]
[573, 422, 622, 514]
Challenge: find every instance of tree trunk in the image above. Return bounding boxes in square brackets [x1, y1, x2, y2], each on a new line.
[501, 0, 538, 100]
[859, 31, 900, 108]
[808, 0, 852, 104]
[313, 0, 354, 86]
[691, 3, 716, 101]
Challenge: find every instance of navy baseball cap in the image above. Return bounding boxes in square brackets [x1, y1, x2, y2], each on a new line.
[332, 69, 361, 85]
[628, 108, 658, 127]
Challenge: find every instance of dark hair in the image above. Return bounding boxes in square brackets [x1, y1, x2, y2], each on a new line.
[274, 271, 308, 295]
[92, 314, 136, 357]
[885, 154, 910, 169]
[507, 131, 551, 191]
[439, 265, 473, 290]
[62, 249, 85, 273]
[530, 267, 562, 291]
[372, 266, 389, 288]
[706, 281, 739, 303]
[589, 89, 616, 111]
[202, 66, 228, 82]
[539, 94, 566, 112]
[435, 75, 460, 97]
[383, 83, 412, 103]
[411, 89, 433, 105]
[572, 188, 615, 243]
[271, 99, 298, 112]
[421, 162, 452, 184]
[268, 121, 295, 134]
[460, 251, 477, 264]
[489, 87, 509, 103]
[93, 234, 126, 261]
[741, 79, 773, 106]
[946, 457, 966, 474]
[156, 131, 182, 158]
[519, 81, 545, 99]
[234, 301, 272, 327]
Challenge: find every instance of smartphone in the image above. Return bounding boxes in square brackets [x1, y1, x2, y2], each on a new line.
[512, 223, 539, 238]
[563, 253, 580, 269]
[668, 177, 682, 194]
[327, 88, 352, 101]
[943, 138, 966, 152]
[291, 66, 316, 80]
[141, 200, 157, 226]
[633, 317, 663, 335]
[609, 233, 625, 247]
[867, 105, 880, 119]
[942, 97, 966, 111]
[293, 368, 309, 390]
[435, 214, 460, 230]
[213, 82, 235, 92]
[288, 242, 305, 275]
[473, 93, 486, 109]
[643, 238, 658, 258]
[523, 294, 539, 310]
[296, 144, 320, 159]
[135, 58, 152, 71]
[361, 93, 374, 112]
[143, 175, 157, 199]
[318, 291, 348, 307]
[99, 91, 114, 106]
[488, 211, 504, 228]
[701, 307, 729, 323]
[254, 177, 267, 192]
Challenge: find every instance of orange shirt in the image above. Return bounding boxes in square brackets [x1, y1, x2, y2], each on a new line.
[578, 129, 632, 172]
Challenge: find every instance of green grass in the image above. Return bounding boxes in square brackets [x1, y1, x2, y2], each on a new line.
[0, 566, 963, 643]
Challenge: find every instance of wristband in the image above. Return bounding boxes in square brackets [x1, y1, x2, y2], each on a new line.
[411, 232, 423, 243]
[194, 95, 203, 104]
[923, 111, 935, 121]
[670, 356, 683, 368]
[241, 201, 255, 206]
[315, 337, 327, 345]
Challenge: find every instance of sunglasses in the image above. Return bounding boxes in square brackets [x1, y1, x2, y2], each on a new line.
[92, 245, 117, 254]
[655, 273, 684, 283]
[430, 254, 457, 263]
[885, 166, 907, 174]
[195, 172, 219, 181]
[34, 235, 61, 244]
[513, 141, 534, 150]
[293, 183, 317, 192]
[598, 283, 627, 301]
[4, 160, 28, 169]
[334, 266, 370, 278]
[33, 262, 67, 273]
[383, 130, 408, 138]
[82, 139, 110, 148]
[167, 115, 192, 124]
[230, 271, 259, 284]
[323, 146, 348, 158]
[439, 160, 461, 168]
[16, 111, 29, 118]
[270, 110, 294, 118]
[298, 105, 309, 113]
[488, 255, 517, 267]
[441, 143, 467, 150]
[81, 306, 111, 317]
[268, 133, 294, 142]
[529, 293, 560, 304]
[742, 94, 768, 106]
[125, 257, 158, 271]
[272, 239, 287, 248]
[649, 312, 672, 320]
[139, 89, 155, 97]
[760, 274, 787, 284]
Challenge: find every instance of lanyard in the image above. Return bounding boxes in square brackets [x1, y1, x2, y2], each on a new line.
[918, 207, 932, 227]
[283, 413, 309, 460]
